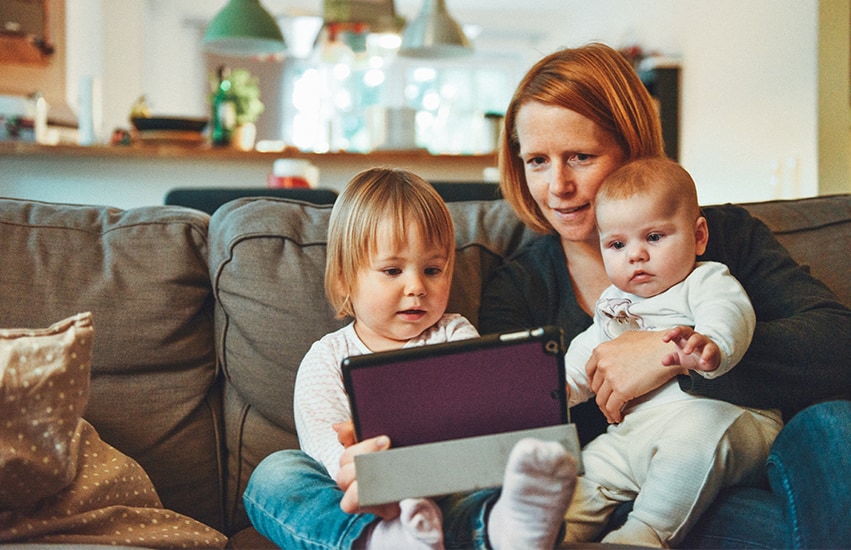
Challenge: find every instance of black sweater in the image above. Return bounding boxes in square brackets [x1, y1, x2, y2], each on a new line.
[479, 204, 851, 444]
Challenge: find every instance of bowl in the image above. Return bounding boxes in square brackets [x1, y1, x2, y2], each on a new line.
[131, 116, 208, 132]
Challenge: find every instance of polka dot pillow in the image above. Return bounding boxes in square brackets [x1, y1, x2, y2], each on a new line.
[0, 312, 227, 547]
[0, 312, 93, 510]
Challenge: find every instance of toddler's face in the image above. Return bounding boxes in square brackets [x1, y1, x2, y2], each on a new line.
[597, 192, 706, 298]
[350, 222, 452, 351]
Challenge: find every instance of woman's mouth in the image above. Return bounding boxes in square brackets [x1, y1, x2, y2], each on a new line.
[552, 203, 590, 215]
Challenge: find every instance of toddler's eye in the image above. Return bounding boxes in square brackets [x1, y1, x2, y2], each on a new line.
[382, 268, 402, 276]
[425, 267, 443, 276]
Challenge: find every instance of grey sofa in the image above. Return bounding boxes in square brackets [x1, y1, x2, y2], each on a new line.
[0, 192, 848, 547]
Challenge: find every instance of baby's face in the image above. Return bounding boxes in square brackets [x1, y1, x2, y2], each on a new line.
[350, 222, 452, 351]
[596, 192, 705, 298]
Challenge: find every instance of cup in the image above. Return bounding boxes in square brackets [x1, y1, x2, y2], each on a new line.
[268, 158, 317, 188]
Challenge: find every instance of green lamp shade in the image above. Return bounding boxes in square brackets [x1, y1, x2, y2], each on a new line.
[398, 0, 471, 58]
[203, 0, 286, 57]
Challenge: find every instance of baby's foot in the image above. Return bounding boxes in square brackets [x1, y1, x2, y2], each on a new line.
[488, 438, 577, 550]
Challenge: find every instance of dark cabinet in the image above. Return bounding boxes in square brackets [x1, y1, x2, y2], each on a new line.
[0, 0, 53, 64]
[640, 65, 681, 161]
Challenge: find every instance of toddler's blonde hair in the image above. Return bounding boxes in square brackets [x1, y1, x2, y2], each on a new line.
[325, 168, 455, 319]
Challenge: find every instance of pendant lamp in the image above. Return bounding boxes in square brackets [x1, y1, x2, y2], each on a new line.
[202, 0, 286, 57]
[398, 0, 471, 58]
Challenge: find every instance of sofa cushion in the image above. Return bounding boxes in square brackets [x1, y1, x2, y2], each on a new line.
[208, 196, 536, 532]
[0, 199, 223, 532]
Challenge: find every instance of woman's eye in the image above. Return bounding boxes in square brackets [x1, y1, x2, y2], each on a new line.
[525, 156, 546, 168]
[568, 153, 593, 165]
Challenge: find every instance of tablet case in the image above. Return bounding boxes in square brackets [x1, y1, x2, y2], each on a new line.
[342, 326, 582, 505]
[342, 325, 569, 447]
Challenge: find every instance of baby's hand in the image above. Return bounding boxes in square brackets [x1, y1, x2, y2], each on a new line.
[661, 326, 720, 372]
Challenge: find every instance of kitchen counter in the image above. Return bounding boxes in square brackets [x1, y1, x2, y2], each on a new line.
[0, 142, 498, 209]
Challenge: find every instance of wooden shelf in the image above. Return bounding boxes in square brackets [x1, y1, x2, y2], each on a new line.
[0, 141, 496, 164]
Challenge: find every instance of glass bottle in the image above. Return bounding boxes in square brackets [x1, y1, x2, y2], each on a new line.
[211, 65, 236, 146]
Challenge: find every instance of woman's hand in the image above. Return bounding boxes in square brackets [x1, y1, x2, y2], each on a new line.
[585, 330, 686, 423]
[332, 423, 400, 520]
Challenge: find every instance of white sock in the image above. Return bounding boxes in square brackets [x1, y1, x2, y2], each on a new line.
[488, 438, 577, 550]
[363, 498, 444, 550]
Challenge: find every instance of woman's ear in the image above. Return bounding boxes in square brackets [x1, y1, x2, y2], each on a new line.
[694, 216, 709, 255]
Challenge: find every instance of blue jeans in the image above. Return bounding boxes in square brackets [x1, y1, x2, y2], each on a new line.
[681, 400, 851, 548]
[243, 450, 499, 549]
[245, 401, 850, 549]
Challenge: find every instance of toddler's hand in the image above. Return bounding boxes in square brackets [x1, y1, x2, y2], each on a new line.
[332, 420, 356, 447]
[335, 434, 400, 520]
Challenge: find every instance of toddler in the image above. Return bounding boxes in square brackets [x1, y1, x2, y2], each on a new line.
[244, 167, 577, 550]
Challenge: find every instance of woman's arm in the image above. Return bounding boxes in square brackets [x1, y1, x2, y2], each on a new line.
[687, 205, 851, 415]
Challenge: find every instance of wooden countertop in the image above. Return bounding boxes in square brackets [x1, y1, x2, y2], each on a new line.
[0, 141, 497, 165]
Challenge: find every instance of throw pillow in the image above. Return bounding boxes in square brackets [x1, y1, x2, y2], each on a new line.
[0, 312, 227, 547]
[0, 312, 93, 510]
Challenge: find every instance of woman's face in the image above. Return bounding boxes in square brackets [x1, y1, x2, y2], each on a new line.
[515, 102, 626, 244]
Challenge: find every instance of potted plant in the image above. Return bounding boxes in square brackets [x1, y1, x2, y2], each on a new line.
[209, 67, 264, 150]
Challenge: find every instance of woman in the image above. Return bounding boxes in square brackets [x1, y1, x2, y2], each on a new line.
[476, 42, 851, 547]
[293, 43, 851, 548]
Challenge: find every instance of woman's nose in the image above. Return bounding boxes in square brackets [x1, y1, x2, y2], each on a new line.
[550, 164, 576, 195]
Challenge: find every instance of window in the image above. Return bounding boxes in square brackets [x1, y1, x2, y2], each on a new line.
[281, 28, 519, 154]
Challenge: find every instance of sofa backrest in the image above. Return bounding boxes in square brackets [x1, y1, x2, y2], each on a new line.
[740, 194, 851, 307]
[207, 197, 537, 532]
[0, 198, 225, 532]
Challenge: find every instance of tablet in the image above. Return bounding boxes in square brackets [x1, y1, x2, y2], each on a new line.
[342, 326, 568, 448]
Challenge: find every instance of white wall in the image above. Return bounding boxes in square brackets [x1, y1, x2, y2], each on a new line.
[474, 0, 820, 204]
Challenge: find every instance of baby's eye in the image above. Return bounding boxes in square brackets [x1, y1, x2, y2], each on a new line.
[609, 241, 625, 250]
[647, 233, 664, 243]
